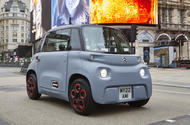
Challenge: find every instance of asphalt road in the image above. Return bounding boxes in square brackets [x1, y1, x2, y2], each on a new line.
[0, 67, 190, 125]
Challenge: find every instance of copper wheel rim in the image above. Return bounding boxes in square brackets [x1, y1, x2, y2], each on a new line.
[27, 76, 36, 97]
[70, 83, 87, 111]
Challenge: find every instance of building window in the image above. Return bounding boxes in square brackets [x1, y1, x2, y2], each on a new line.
[21, 39, 24, 42]
[6, 33, 8, 38]
[180, 10, 185, 24]
[6, 26, 8, 30]
[162, 8, 167, 23]
[6, 39, 8, 43]
[12, 26, 18, 30]
[13, 7, 17, 11]
[13, 13, 17, 17]
[13, 19, 17, 24]
[6, 20, 8, 24]
[13, 39, 17, 42]
[142, 39, 149, 42]
[168, 9, 173, 23]
[21, 26, 24, 31]
[21, 33, 24, 38]
[20, 9, 25, 13]
[13, 32, 17, 37]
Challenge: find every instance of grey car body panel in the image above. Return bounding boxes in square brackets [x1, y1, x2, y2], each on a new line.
[78, 52, 152, 104]
[27, 25, 152, 104]
[37, 51, 68, 98]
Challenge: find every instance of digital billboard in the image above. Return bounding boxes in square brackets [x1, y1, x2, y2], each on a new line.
[51, 0, 90, 28]
[90, 0, 158, 24]
[51, 0, 158, 28]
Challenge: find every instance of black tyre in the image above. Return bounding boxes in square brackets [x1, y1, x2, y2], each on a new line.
[69, 78, 95, 115]
[26, 74, 41, 100]
[128, 98, 149, 107]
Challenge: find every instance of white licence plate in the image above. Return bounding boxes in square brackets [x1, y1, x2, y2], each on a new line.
[119, 86, 132, 100]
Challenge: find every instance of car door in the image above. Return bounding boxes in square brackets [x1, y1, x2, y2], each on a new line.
[37, 29, 71, 93]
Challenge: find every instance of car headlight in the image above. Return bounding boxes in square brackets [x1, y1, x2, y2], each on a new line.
[100, 69, 108, 78]
[140, 69, 145, 77]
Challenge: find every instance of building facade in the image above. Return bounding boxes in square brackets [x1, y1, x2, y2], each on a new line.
[0, 0, 30, 61]
[156, 0, 190, 66]
[136, 0, 190, 66]
[29, 0, 190, 67]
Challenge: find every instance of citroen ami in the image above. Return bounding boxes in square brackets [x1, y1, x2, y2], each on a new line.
[26, 25, 152, 115]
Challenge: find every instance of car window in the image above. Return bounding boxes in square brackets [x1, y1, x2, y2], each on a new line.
[70, 28, 81, 50]
[36, 38, 43, 53]
[42, 29, 70, 52]
[82, 26, 132, 54]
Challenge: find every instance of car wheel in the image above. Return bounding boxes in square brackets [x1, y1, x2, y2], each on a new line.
[69, 78, 95, 115]
[26, 74, 41, 100]
[128, 98, 149, 107]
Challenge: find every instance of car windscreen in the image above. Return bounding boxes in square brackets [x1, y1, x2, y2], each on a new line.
[82, 26, 132, 54]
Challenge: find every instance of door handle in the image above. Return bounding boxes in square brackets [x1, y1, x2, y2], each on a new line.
[36, 56, 40, 62]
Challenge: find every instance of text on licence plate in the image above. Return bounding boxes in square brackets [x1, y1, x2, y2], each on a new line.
[119, 86, 132, 100]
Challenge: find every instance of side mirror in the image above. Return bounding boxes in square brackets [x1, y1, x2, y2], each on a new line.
[59, 44, 65, 51]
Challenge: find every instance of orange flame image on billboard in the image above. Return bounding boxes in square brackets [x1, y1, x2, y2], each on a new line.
[90, 0, 158, 24]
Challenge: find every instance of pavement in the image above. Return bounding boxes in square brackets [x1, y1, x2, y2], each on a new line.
[150, 68, 190, 87]
[0, 67, 190, 125]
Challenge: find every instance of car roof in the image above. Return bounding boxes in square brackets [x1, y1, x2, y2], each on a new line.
[48, 24, 119, 33]
[48, 24, 96, 32]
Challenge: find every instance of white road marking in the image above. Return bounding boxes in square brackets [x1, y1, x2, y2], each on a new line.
[153, 83, 190, 89]
[165, 119, 176, 123]
[153, 89, 190, 95]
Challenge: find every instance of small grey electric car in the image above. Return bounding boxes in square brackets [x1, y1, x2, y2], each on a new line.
[26, 24, 152, 115]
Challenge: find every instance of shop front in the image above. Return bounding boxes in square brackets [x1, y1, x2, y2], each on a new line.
[137, 31, 155, 65]
[154, 46, 176, 68]
[155, 33, 190, 68]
